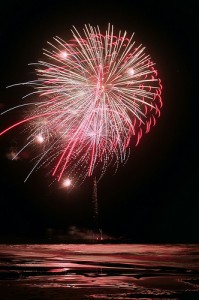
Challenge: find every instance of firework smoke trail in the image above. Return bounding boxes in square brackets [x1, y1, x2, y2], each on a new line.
[0, 24, 162, 185]
[92, 177, 99, 230]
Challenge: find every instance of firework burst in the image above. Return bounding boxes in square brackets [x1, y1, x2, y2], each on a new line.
[0, 24, 162, 185]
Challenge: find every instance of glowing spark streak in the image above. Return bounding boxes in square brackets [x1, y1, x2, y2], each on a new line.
[0, 103, 39, 115]
[12, 139, 33, 160]
[0, 112, 56, 137]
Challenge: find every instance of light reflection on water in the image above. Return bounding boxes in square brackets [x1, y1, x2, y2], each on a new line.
[0, 244, 198, 299]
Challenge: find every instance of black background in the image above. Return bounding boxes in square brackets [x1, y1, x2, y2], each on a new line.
[0, 0, 198, 243]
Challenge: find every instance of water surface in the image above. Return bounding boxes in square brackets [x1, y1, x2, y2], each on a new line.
[0, 244, 198, 299]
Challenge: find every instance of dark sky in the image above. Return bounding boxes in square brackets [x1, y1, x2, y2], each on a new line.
[0, 0, 198, 243]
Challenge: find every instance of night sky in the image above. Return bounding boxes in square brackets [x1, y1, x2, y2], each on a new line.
[0, 1, 198, 243]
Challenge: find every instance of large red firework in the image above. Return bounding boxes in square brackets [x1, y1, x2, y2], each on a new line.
[0, 24, 162, 185]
